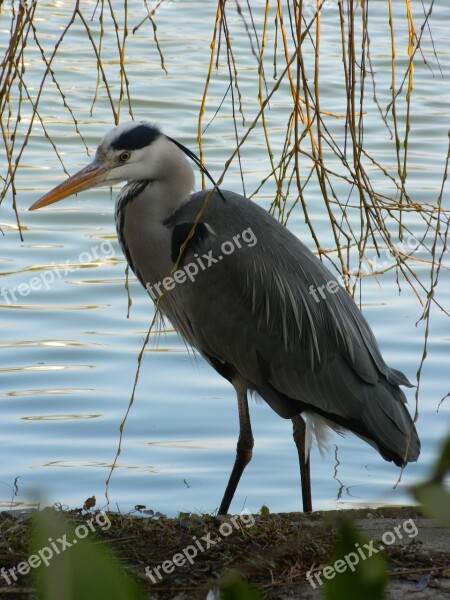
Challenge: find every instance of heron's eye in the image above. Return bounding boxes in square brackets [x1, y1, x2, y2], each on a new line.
[120, 151, 131, 162]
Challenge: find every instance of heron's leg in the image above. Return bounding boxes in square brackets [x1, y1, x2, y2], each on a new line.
[218, 381, 254, 515]
[292, 414, 312, 513]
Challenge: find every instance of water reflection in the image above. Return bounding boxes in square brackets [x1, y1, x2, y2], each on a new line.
[0, 340, 100, 348]
[0, 303, 108, 310]
[144, 439, 232, 450]
[0, 2, 448, 516]
[22, 414, 101, 421]
[3, 388, 96, 398]
[0, 365, 95, 373]
[39, 461, 158, 473]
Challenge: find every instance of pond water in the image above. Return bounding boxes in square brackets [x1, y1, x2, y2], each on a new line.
[0, 1, 449, 516]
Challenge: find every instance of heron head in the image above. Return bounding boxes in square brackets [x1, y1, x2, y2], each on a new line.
[29, 121, 193, 211]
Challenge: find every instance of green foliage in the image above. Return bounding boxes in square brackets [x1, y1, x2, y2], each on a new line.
[415, 433, 450, 526]
[219, 572, 264, 600]
[323, 521, 387, 600]
[31, 510, 146, 600]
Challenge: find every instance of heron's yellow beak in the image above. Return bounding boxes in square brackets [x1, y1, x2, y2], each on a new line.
[29, 161, 108, 211]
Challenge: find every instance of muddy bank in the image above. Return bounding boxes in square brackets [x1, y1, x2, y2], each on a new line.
[0, 505, 449, 599]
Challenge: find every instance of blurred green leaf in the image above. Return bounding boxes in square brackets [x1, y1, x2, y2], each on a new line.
[414, 431, 450, 527]
[219, 572, 264, 600]
[415, 483, 450, 526]
[323, 521, 387, 600]
[431, 436, 450, 481]
[31, 510, 146, 600]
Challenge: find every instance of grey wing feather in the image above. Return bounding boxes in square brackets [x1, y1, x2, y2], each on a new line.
[166, 190, 419, 465]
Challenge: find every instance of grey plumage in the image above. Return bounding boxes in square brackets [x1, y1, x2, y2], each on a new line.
[30, 121, 420, 513]
[121, 187, 419, 466]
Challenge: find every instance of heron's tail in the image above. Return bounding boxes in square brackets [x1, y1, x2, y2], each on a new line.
[354, 380, 420, 466]
[254, 365, 420, 466]
[304, 387, 419, 467]
[308, 379, 420, 467]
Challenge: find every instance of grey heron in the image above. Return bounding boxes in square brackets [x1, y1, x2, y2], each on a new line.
[29, 121, 420, 514]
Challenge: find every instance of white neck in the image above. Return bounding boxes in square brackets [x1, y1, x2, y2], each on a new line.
[139, 136, 196, 222]
[114, 137, 196, 285]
